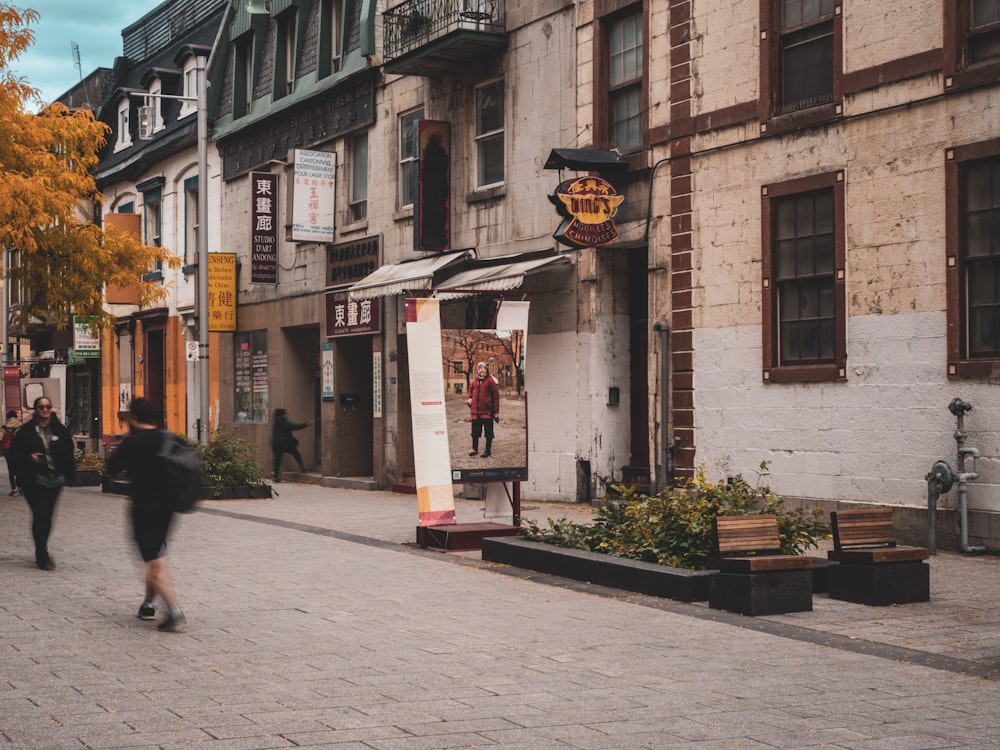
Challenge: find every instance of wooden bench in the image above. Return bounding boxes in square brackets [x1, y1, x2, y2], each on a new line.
[827, 509, 929, 605]
[708, 515, 813, 616]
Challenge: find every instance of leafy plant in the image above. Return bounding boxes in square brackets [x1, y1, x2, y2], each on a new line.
[522, 463, 826, 570]
[187, 430, 270, 495]
[74, 450, 103, 468]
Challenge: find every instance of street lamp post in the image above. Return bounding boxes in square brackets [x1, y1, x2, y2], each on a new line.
[133, 55, 210, 444]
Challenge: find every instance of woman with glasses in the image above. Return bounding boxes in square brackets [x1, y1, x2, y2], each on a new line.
[9, 396, 76, 570]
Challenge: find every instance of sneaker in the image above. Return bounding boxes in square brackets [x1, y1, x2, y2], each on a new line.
[468, 449, 477, 456]
[36, 557, 55, 571]
[137, 603, 156, 621]
[158, 613, 187, 633]
[480, 452, 492, 459]
[9, 489, 17, 496]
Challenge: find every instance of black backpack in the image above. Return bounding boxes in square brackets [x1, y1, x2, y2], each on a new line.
[159, 431, 204, 513]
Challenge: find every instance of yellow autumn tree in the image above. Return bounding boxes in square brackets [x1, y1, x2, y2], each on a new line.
[0, 5, 175, 330]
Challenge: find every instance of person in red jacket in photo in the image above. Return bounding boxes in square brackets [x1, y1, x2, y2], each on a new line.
[467, 361, 500, 458]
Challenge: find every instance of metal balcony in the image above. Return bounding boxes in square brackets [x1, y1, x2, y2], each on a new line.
[383, 0, 507, 76]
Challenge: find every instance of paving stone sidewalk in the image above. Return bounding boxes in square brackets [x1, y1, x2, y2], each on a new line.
[1, 482, 999, 749]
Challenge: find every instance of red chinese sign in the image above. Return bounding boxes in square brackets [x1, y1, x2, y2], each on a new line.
[549, 176, 624, 248]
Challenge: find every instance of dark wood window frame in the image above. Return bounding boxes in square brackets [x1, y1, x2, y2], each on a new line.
[946, 137, 1000, 379]
[945, 1, 1000, 92]
[593, 0, 648, 155]
[759, 0, 843, 135]
[761, 170, 846, 383]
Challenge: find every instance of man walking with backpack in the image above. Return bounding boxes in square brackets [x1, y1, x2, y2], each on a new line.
[105, 398, 187, 632]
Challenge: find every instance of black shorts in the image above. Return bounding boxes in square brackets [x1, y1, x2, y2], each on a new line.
[132, 501, 174, 562]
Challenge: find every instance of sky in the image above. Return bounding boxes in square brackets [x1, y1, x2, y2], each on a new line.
[14, 0, 164, 106]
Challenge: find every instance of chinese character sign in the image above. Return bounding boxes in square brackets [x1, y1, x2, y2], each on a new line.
[208, 253, 237, 332]
[325, 291, 380, 338]
[251, 171, 278, 284]
[292, 149, 336, 243]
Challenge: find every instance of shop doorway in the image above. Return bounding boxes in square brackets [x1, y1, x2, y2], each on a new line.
[144, 327, 166, 427]
[333, 335, 374, 477]
[283, 326, 320, 470]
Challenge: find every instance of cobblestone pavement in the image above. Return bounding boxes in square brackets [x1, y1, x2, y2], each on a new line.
[2, 482, 1000, 749]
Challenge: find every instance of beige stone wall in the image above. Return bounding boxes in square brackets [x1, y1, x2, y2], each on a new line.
[691, 0, 759, 115]
[844, 0, 941, 73]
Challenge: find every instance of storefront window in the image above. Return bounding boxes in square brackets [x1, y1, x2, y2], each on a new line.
[235, 330, 268, 422]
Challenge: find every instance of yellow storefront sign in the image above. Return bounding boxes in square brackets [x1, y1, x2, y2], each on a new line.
[208, 253, 237, 332]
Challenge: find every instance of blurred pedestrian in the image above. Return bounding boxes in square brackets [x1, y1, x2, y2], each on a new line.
[467, 362, 500, 458]
[271, 408, 309, 482]
[10, 397, 75, 570]
[105, 397, 187, 632]
[2, 409, 22, 495]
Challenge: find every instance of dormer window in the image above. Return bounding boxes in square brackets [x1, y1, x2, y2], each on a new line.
[115, 99, 132, 151]
[148, 79, 164, 132]
[180, 58, 198, 118]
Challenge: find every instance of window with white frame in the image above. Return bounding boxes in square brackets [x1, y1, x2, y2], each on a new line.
[180, 58, 198, 118]
[275, 10, 297, 98]
[320, 0, 343, 77]
[608, 10, 643, 154]
[398, 108, 423, 209]
[115, 100, 132, 151]
[349, 130, 368, 222]
[475, 80, 504, 188]
[148, 79, 164, 132]
[184, 176, 199, 267]
[141, 183, 163, 277]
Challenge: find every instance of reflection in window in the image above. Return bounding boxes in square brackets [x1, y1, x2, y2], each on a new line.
[399, 108, 423, 209]
[475, 80, 504, 187]
[235, 330, 269, 422]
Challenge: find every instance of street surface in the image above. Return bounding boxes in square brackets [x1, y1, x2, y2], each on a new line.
[2, 482, 1000, 749]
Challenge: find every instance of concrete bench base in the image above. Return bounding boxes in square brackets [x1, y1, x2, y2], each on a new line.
[827, 561, 930, 606]
[709, 569, 813, 616]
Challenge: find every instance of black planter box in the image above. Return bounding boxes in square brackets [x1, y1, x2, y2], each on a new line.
[73, 470, 104, 487]
[481, 536, 714, 602]
[200, 484, 272, 500]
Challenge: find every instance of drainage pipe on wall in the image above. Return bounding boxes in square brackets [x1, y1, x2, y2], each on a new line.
[652, 321, 670, 494]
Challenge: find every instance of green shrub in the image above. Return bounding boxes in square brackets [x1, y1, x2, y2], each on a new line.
[522, 463, 825, 570]
[189, 430, 270, 495]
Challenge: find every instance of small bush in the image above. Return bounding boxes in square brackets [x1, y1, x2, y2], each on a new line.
[190, 430, 270, 494]
[75, 451, 103, 468]
[522, 463, 825, 570]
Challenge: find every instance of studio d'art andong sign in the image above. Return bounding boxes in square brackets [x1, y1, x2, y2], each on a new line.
[549, 176, 624, 249]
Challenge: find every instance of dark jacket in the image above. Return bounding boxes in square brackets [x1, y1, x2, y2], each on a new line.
[271, 414, 307, 451]
[468, 375, 500, 420]
[105, 428, 172, 506]
[9, 417, 76, 489]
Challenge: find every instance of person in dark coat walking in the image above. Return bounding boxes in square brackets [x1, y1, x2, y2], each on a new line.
[9, 397, 76, 570]
[271, 408, 309, 482]
[467, 362, 500, 458]
[105, 398, 186, 632]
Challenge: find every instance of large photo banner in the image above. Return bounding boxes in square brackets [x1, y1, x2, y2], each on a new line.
[405, 298, 456, 526]
[444, 300, 529, 484]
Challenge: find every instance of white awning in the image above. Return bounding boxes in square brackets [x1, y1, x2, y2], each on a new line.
[433, 254, 572, 299]
[348, 249, 474, 300]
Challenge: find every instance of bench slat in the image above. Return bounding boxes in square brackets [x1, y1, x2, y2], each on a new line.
[712, 515, 811, 569]
[829, 509, 928, 561]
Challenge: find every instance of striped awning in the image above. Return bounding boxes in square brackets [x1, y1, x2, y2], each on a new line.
[347, 249, 474, 300]
[433, 254, 571, 299]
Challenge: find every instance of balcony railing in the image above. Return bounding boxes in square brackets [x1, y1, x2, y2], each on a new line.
[383, 0, 506, 74]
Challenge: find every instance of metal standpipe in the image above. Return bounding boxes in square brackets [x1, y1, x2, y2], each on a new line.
[925, 460, 952, 555]
[948, 398, 985, 554]
[927, 399, 985, 555]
